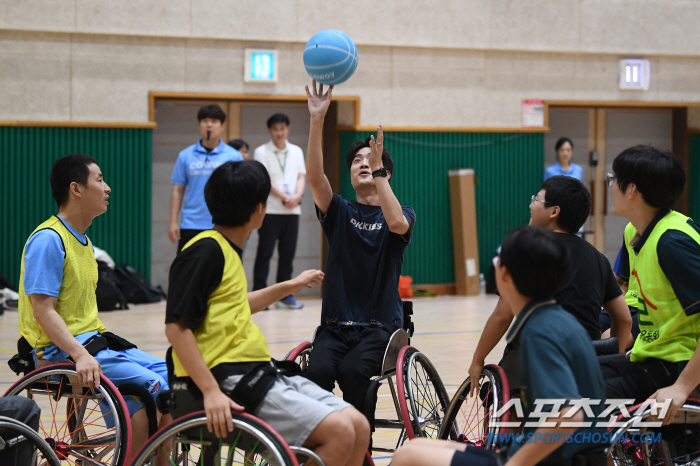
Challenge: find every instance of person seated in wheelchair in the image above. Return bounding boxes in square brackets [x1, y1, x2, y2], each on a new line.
[393, 227, 607, 466]
[164, 160, 370, 466]
[600, 145, 700, 422]
[303, 82, 416, 428]
[0, 397, 41, 466]
[469, 176, 632, 393]
[16, 154, 172, 464]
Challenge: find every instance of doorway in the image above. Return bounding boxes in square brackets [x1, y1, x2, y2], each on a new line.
[547, 105, 686, 264]
[150, 95, 355, 293]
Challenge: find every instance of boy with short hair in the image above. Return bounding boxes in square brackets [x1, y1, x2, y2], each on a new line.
[165, 160, 369, 466]
[601, 145, 700, 421]
[469, 176, 631, 387]
[18, 154, 171, 464]
[169, 104, 243, 252]
[392, 226, 606, 466]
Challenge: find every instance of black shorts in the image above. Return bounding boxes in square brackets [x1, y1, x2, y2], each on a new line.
[450, 446, 498, 466]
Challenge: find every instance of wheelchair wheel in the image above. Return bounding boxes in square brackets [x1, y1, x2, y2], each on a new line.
[608, 399, 700, 466]
[0, 416, 62, 466]
[437, 365, 510, 450]
[283, 341, 312, 371]
[130, 410, 299, 466]
[396, 346, 451, 440]
[3, 363, 131, 466]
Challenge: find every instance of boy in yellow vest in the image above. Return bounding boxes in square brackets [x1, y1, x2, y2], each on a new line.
[165, 160, 370, 466]
[18, 154, 172, 464]
[601, 145, 700, 423]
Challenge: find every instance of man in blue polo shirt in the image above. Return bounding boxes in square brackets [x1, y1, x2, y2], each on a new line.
[168, 104, 242, 252]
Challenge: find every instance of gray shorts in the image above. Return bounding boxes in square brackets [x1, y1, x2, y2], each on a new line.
[219, 373, 351, 446]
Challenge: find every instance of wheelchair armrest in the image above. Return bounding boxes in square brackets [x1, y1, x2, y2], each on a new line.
[592, 337, 619, 356]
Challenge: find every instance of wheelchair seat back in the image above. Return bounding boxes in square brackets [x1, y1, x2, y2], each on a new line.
[380, 329, 409, 376]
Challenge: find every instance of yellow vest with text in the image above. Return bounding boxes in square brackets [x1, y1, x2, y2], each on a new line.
[172, 230, 271, 377]
[18, 216, 106, 348]
[625, 211, 700, 363]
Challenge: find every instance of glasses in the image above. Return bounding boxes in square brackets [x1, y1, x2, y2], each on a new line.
[606, 173, 616, 187]
[530, 195, 551, 206]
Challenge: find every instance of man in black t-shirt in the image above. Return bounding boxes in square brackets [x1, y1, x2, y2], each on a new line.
[303, 82, 416, 425]
[468, 176, 632, 386]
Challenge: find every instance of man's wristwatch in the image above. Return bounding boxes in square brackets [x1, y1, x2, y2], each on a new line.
[372, 167, 388, 178]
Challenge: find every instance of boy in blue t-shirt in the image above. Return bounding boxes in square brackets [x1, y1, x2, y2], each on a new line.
[392, 227, 607, 466]
[169, 104, 243, 252]
[303, 82, 416, 426]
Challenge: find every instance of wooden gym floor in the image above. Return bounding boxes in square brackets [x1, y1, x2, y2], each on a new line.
[0, 294, 504, 464]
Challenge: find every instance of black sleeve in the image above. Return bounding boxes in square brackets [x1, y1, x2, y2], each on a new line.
[657, 230, 700, 316]
[165, 238, 225, 330]
[600, 253, 623, 304]
[617, 241, 630, 282]
[316, 193, 342, 239]
[400, 206, 417, 244]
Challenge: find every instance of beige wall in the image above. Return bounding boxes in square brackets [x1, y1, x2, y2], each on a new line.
[2, 1, 700, 126]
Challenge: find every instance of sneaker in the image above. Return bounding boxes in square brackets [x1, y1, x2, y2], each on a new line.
[275, 295, 304, 309]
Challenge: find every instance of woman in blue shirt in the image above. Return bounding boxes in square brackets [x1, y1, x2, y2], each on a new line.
[544, 137, 583, 181]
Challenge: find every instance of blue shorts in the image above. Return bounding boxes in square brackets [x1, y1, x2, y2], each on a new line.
[35, 331, 169, 423]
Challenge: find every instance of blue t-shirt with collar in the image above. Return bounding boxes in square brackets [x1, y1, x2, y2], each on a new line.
[506, 300, 606, 462]
[316, 194, 416, 328]
[23, 215, 92, 297]
[543, 162, 583, 181]
[171, 140, 242, 230]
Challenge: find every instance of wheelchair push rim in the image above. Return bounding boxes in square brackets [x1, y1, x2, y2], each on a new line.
[608, 399, 700, 466]
[4, 362, 131, 466]
[129, 410, 299, 466]
[438, 365, 509, 450]
[396, 346, 451, 440]
[0, 416, 63, 466]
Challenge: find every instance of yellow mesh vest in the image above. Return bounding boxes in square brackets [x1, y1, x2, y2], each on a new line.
[172, 230, 271, 377]
[624, 212, 700, 363]
[18, 216, 106, 348]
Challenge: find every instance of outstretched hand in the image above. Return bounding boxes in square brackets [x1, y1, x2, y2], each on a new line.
[292, 269, 325, 293]
[368, 125, 384, 171]
[306, 80, 334, 119]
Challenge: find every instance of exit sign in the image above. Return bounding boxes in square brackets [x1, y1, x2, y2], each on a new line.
[244, 49, 278, 83]
[619, 59, 650, 90]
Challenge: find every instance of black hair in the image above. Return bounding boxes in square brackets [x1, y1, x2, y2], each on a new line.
[197, 105, 226, 123]
[266, 113, 290, 128]
[612, 145, 685, 210]
[50, 154, 99, 208]
[344, 138, 395, 180]
[499, 226, 571, 300]
[205, 161, 270, 227]
[228, 139, 249, 151]
[542, 176, 591, 234]
[555, 137, 574, 153]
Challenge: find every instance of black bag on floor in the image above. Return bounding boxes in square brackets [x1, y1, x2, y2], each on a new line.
[96, 261, 129, 311]
[115, 265, 165, 304]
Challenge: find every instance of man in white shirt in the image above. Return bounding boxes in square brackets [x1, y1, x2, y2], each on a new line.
[253, 113, 307, 309]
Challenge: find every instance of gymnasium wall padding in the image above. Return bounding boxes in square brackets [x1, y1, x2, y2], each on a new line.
[689, 134, 700, 223]
[338, 131, 544, 285]
[0, 127, 152, 288]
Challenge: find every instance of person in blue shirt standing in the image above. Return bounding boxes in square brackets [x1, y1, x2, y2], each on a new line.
[544, 137, 583, 181]
[169, 105, 243, 252]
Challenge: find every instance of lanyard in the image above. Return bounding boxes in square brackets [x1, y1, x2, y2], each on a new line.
[273, 149, 288, 177]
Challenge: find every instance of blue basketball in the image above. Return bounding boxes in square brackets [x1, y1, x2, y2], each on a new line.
[303, 30, 358, 85]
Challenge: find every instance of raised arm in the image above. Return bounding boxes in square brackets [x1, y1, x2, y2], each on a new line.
[369, 127, 410, 235]
[305, 81, 334, 214]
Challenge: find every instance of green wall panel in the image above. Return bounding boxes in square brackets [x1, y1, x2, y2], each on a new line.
[690, 134, 700, 222]
[338, 131, 544, 284]
[0, 127, 152, 288]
